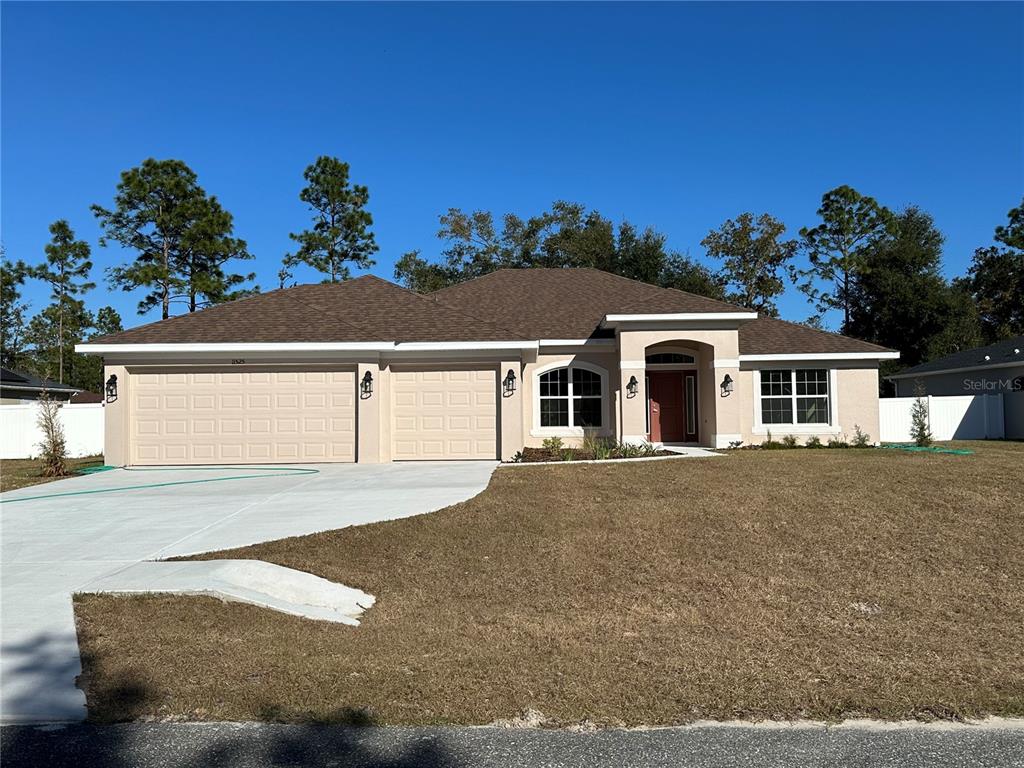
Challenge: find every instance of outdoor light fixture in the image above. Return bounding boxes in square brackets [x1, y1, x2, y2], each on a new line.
[503, 368, 517, 396]
[720, 373, 734, 396]
[361, 370, 373, 398]
[627, 375, 639, 398]
[104, 374, 118, 402]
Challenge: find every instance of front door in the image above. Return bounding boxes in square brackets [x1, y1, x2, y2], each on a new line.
[648, 371, 686, 442]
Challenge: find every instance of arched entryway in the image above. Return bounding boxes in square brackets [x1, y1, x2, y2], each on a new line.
[644, 343, 700, 443]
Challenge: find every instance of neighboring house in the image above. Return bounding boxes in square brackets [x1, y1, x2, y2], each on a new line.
[888, 336, 1024, 397]
[0, 367, 82, 404]
[77, 269, 898, 466]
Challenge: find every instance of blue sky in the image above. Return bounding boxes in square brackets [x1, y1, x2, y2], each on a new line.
[2, 1, 1021, 330]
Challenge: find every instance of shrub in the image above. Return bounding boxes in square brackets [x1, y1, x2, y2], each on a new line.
[853, 424, 872, 448]
[509, 450, 524, 463]
[760, 429, 784, 449]
[582, 432, 614, 460]
[728, 440, 744, 449]
[781, 434, 799, 449]
[560, 449, 575, 462]
[804, 435, 823, 449]
[910, 383, 933, 447]
[542, 436, 564, 453]
[827, 437, 850, 449]
[37, 391, 69, 477]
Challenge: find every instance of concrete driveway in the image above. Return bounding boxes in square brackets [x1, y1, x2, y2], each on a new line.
[0, 462, 496, 724]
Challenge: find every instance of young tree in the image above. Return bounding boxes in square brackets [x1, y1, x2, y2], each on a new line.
[285, 155, 378, 282]
[963, 197, 1024, 342]
[847, 207, 981, 377]
[94, 158, 253, 318]
[36, 389, 69, 477]
[910, 382, 933, 448]
[24, 299, 96, 390]
[32, 220, 95, 382]
[794, 186, 893, 331]
[1, 253, 30, 369]
[700, 212, 797, 315]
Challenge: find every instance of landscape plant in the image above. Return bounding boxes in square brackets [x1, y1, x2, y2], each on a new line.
[36, 390, 68, 477]
[910, 384, 933, 447]
[853, 425, 871, 448]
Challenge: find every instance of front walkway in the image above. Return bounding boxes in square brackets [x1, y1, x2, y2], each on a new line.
[0, 462, 497, 723]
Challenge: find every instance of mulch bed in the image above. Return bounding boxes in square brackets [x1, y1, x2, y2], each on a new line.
[515, 446, 674, 463]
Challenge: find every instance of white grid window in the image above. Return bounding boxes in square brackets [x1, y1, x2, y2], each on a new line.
[760, 369, 830, 425]
[539, 367, 603, 428]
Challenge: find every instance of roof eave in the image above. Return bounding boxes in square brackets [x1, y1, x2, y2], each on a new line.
[602, 311, 759, 328]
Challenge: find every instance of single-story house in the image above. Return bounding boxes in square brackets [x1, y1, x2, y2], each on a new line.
[0, 367, 82, 404]
[77, 268, 899, 465]
[888, 336, 1024, 397]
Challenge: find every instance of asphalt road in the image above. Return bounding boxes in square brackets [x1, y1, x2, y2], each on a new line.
[3, 721, 1023, 768]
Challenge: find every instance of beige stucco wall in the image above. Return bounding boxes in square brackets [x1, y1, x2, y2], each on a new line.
[103, 364, 129, 466]
[737, 363, 881, 446]
[521, 349, 619, 448]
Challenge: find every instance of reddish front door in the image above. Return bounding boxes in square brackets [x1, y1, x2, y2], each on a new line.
[648, 371, 686, 442]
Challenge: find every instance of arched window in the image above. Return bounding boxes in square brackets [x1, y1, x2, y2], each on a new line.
[645, 353, 695, 365]
[538, 365, 604, 428]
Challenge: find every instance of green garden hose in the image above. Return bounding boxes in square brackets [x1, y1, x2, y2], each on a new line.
[1, 465, 320, 504]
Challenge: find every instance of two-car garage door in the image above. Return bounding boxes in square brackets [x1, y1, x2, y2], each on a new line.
[131, 368, 356, 465]
[128, 366, 498, 465]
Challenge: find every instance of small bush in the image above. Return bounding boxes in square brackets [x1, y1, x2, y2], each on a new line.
[582, 432, 614, 461]
[782, 434, 799, 449]
[509, 450, 524, 463]
[37, 391, 69, 477]
[760, 430, 784, 449]
[542, 436, 564, 453]
[560, 449, 575, 462]
[804, 435, 823, 449]
[827, 437, 850, 449]
[910, 383, 933, 447]
[853, 425, 872, 448]
[728, 440, 744, 449]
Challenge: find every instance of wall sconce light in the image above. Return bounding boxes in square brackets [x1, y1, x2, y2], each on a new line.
[720, 373, 734, 397]
[627, 375, 639, 398]
[361, 370, 373, 398]
[104, 373, 118, 402]
[503, 368, 517, 397]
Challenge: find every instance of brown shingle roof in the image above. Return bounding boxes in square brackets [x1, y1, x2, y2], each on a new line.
[90, 275, 525, 344]
[738, 316, 895, 356]
[431, 268, 749, 339]
[87, 268, 894, 356]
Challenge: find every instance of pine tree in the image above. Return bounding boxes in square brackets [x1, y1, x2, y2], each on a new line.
[910, 383, 933, 447]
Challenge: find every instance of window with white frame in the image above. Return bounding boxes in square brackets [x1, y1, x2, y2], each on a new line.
[538, 366, 603, 428]
[759, 369, 830, 425]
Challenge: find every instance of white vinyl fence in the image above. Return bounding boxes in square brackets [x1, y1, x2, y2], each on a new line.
[880, 394, 1005, 442]
[0, 402, 105, 459]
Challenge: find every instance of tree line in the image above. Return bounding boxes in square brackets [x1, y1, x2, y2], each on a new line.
[1, 151, 1021, 392]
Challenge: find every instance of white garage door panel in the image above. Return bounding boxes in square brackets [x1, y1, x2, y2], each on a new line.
[130, 369, 355, 465]
[391, 369, 497, 460]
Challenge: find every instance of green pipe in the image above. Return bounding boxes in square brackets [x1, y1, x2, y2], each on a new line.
[1, 466, 320, 504]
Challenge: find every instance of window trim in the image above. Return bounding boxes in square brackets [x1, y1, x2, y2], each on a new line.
[752, 367, 841, 435]
[531, 360, 610, 437]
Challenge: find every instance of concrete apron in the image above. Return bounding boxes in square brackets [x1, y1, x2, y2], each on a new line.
[81, 560, 376, 625]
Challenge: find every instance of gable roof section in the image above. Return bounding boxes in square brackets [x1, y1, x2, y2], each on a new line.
[431, 268, 749, 339]
[891, 335, 1024, 378]
[87, 275, 526, 345]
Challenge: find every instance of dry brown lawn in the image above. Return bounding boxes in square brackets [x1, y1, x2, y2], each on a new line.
[1, 456, 103, 493]
[74, 441, 1024, 725]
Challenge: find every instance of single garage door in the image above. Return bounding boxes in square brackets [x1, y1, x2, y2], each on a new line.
[391, 368, 497, 460]
[130, 367, 355, 465]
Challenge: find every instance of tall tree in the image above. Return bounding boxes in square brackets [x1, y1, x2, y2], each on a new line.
[700, 212, 797, 315]
[94, 159, 199, 319]
[24, 299, 95, 389]
[794, 186, 893, 331]
[179, 194, 255, 311]
[963, 197, 1024, 342]
[33, 221, 95, 382]
[847, 207, 980, 379]
[285, 155, 378, 282]
[394, 201, 729, 301]
[94, 158, 253, 318]
[1, 252, 30, 369]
